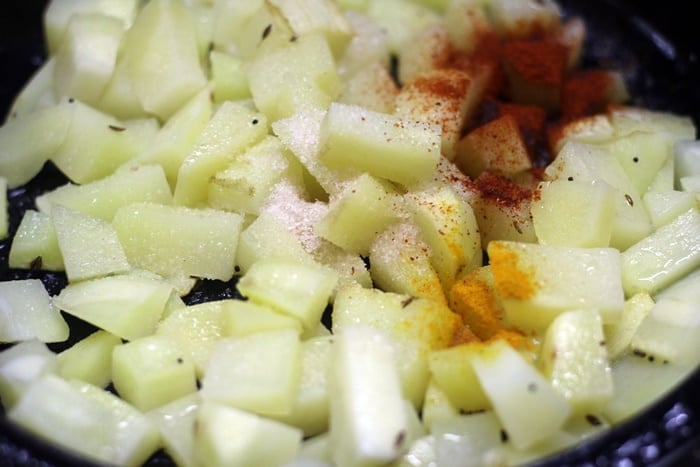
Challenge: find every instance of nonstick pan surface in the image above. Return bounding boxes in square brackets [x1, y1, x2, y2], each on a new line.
[1, 0, 699, 465]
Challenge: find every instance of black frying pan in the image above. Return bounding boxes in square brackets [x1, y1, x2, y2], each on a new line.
[1, 0, 699, 465]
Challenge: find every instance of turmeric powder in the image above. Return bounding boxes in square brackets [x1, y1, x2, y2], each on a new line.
[449, 266, 528, 349]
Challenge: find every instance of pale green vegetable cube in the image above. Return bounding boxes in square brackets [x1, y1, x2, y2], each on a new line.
[646, 150, 675, 192]
[272, 107, 360, 196]
[5, 57, 57, 121]
[430, 411, 505, 467]
[315, 173, 398, 255]
[336, 12, 391, 79]
[601, 130, 676, 196]
[605, 292, 655, 359]
[608, 106, 696, 141]
[53, 13, 124, 106]
[155, 300, 226, 378]
[531, 179, 616, 247]
[200, 330, 302, 416]
[0, 279, 69, 343]
[8, 210, 64, 271]
[36, 164, 173, 221]
[338, 60, 398, 114]
[397, 68, 480, 161]
[332, 284, 460, 408]
[113, 202, 243, 282]
[194, 401, 303, 467]
[270, 0, 353, 57]
[366, 0, 441, 53]
[209, 50, 251, 103]
[0, 102, 72, 188]
[0, 339, 58, 409]
[8, 375, 160, 467]
[471, 340, 571, 450]
[57, 330, 121, 388]
[236, 210, 318, 273]
[208, 135, 302, 215]
[50, 99, 153, 184]
[221, 300, 304, 337]
[369, 221, 447, 304]
[112, 335, 197, 411]
[541, 309, 613, 413]
[271, 335, 334, 437]
[96, 51, 146, 120]
[43, 0, 139, 55]
[420, 378, 459, 432]
[406, 184, 482, 291]
[51, 205, 131, 282]
[621, 208, 700, 296]
[545, 141, 652, 250]
[329, 325, 409, 465]
[604, 355, 692, 423]
[147, 393, 200, 467]
[237, 259, 338, 332]
[488, 241, 625, 332]
[136, 88, 212, 188]
[643, 190, 698, 228]
[674, 140, 700, 189]
[53, 273, 173, 340]
[319, 102, 442, 187]
[428, 343, 491, 414]
[222, 1, 294, 59]
[122, 0, 207, 120]
[247, 32, 341, 122]
[174, 101, 269, 207]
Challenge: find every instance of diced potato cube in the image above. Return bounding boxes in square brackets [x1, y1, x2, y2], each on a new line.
[209, 50, 251, 103]
[8, 211, 63, 271]
[487, 241, 624, 331]
[319, 102, 442, 187]
[236, 259, 338, 333]
[329, 325, 409, 465]
[470, 340, 571, 450]
[366, 0, 441, 53]
[396, 68, 481, 160]
[113, 202, 244, 282]
[112, 335, 198, 411]
[220, 300, 304, 337]
[540, 309, 613, 413]
[247, 32, 341, 122]
[57, 330, 121, 388]
[369, 222, 446, 304]
[200, 330, 302, 416]
[604, 292, 654, 359]
[0, 102, 72, 189]
[0, 279, 69, 343]
[270, 335, 334, 437]
[53, 273, 173, 341]
[122, 0, 207, 120]
[174, 101, 269, 207]
[643, 190, 698, 228]
[531, 179, 616, 247]
[405, 184, 482, 291]
[36, 164, 173, 222]
[0, 339, 59, 409]
[315, 173, 399, 255]
[8, 375, 160, 466]
[621, 208, 700, 296]
[455, 114, 532, 177]
[194, 401, 302, 467]
[135, 88, 212, 189]
[155, 300, 227, 379]
[428, 343, 491, 413]
[51, 205, 131, 282]
[53, 13, 124, 106]
[146, 393, 200, 467]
